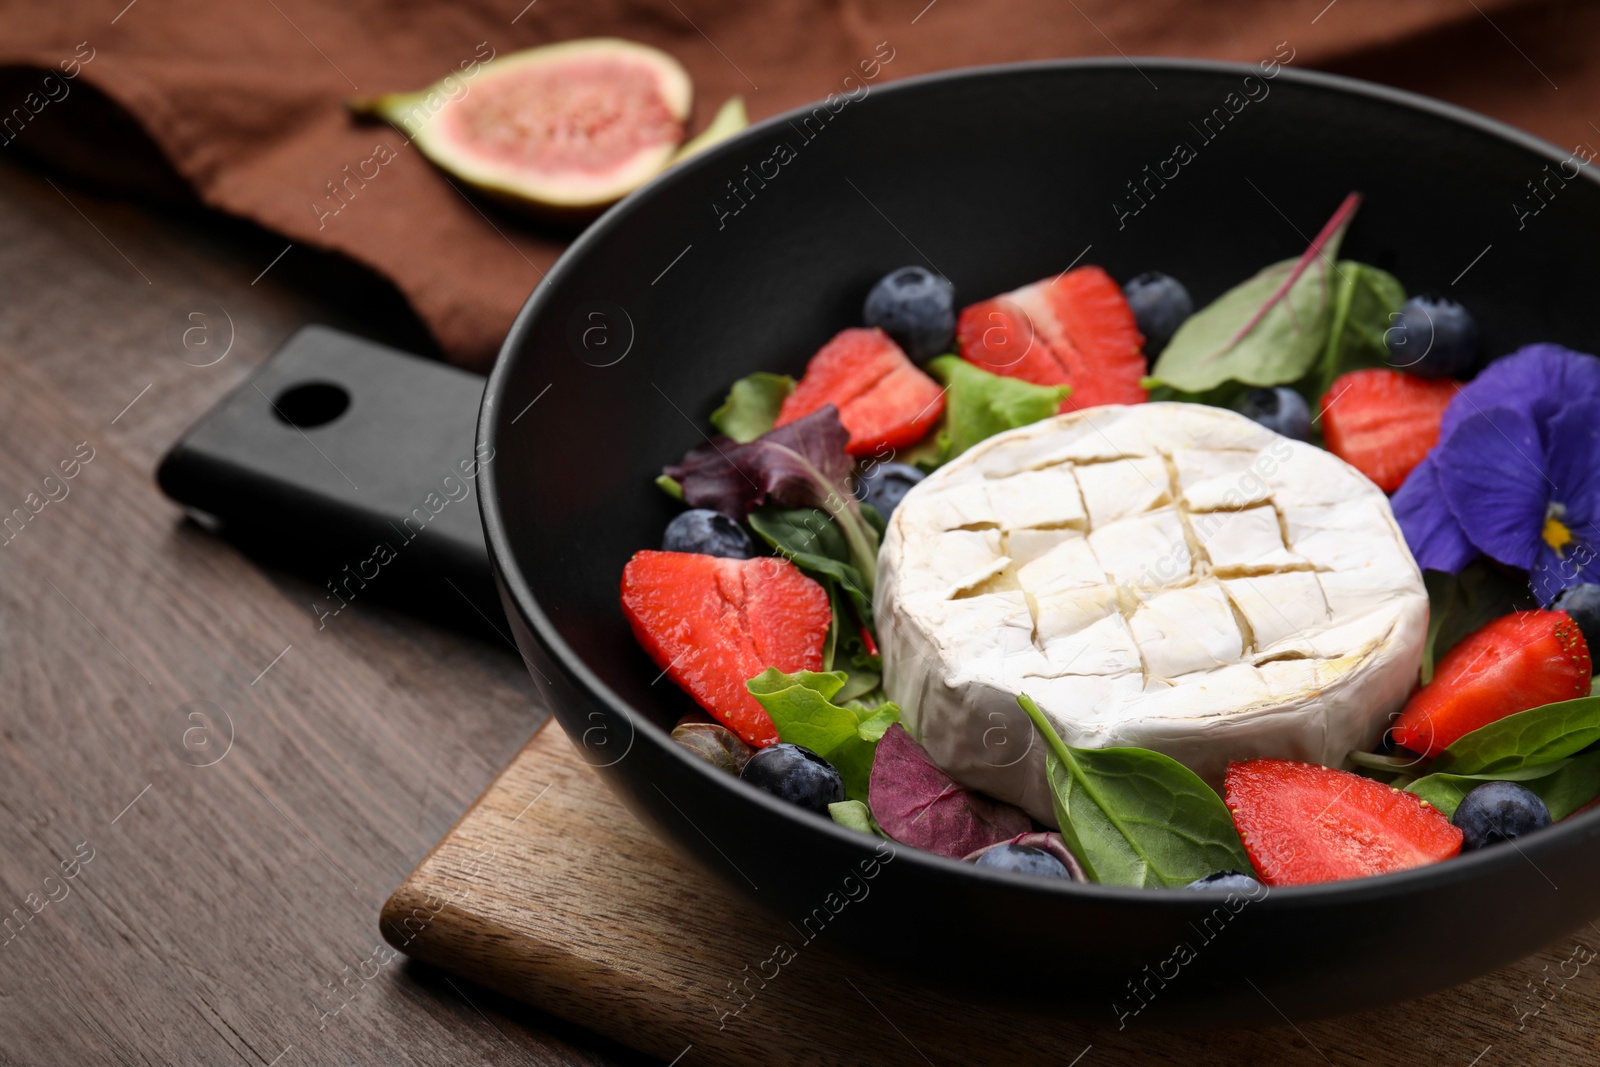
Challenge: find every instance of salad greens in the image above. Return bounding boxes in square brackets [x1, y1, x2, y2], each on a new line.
[1349, 697, 1600, 818]
[747, 668, 899, 802]
[904, 356, 1070, 469]
[1317, 261, 1406, 396]
[1150, 252, 1339, 394]
[1429, 696, 1600, 776]
[1406, 751, 1600, 820]
[1146, 194, 1407, 412]
[1018, 696, 1249, 888]
[827, 799, 882, 836]
[710, 371, 794, 443]
[1148, 193, 1359, 395]
[866, 723, 1033, 859]
[665, 406, 880, 593]
[749, 505, 871, 616]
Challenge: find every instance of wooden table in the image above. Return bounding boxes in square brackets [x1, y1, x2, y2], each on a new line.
[0, 157, 646, 1066]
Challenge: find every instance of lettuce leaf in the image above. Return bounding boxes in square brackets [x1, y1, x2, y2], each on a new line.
[917, 355, 1070, 467]
[710, 372, 794, 443]
[747, 668, 899, 802]
[748, 505, 870, 616]
[827, 799, 883, 836]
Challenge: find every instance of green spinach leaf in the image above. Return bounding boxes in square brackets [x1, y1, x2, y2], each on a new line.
[748, 668, 900, 802]
[749, 505, 871, 618]
[1419, 562, 1535, 684]
[709, 372, 794, 443]
[1406, 750, 1600, 820]
[1317, 262, 1405, 395]
[1430, 696, 1600, 776]
[1148, 194, 1358, 394]
[1019, 696, 1250, 887]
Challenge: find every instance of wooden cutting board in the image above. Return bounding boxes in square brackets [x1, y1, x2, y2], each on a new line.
[381, 720, 1600, 1066]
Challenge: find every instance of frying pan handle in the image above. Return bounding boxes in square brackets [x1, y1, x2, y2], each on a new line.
[157, 326, 501, 629]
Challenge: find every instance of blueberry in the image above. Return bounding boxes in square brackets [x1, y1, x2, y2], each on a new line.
[1185, 870, 1263, 893]
[1452, 781, 1552, 851]
[1385, 295, 1478, 379]
[1122, 272, 1194, 356]
[662, 508, 753, 559]
[1237, 387, 1312, 441]
[856, 461, 925, 518]
[972, 844, 1073, 880]
[1552, 583, 1600, 654]
[863, 266, 956, 361]
[739, 743, 845, 814]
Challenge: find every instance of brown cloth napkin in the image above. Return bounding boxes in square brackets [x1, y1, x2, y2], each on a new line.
[3, 0, 1596, 370]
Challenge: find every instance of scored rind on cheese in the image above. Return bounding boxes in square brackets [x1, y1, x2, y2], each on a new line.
[875, 403, 1428, 826]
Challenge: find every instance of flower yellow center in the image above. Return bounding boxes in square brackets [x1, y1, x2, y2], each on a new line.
[1544, 515, 1574, 555]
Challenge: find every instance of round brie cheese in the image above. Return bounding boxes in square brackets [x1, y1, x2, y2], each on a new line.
[876, 403, 1428, 825]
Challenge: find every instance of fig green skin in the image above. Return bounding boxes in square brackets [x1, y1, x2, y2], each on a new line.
[349, 37, 703, 223]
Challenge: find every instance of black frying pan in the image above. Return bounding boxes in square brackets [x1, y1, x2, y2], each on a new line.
[166, 58, 1600, 1025]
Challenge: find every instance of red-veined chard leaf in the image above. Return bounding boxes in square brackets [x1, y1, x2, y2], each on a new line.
[1147, 192, 1361, 394]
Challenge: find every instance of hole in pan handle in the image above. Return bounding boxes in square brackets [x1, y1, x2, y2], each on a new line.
[156, 325, 502, 636]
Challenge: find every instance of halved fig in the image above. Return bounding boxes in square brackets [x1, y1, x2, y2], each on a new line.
[353, 38, 692, 220]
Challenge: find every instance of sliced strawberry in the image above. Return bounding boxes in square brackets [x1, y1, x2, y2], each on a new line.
[1320, 369, 1460, 492]
[956, 265, 1147, 412]
[955, 297, 1070, 389]
[621, 551, 832, 747]
[774, 327, 944, 456]
[1391, 610, 1591, 758]
[1225, 759, 1462, 886]
[1040, 266, 1149, 411]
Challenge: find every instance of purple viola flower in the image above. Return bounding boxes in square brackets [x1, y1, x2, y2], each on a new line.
[1393, 343, 1600, 604]
[1392, 456, 1478, 572]
[1439, 343, 1600, 447]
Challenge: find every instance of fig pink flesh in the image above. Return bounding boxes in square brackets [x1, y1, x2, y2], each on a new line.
[445, 58, 682, 174]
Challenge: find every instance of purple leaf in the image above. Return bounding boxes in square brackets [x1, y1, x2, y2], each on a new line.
[664, 405, 855, 521]
[962, 832, 1087, 882]
[868, 724, 1033, 859]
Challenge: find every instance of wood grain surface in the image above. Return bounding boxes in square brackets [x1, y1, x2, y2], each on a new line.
[0, 157, 645, 1066]
[386, 720, 1600, 1067]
